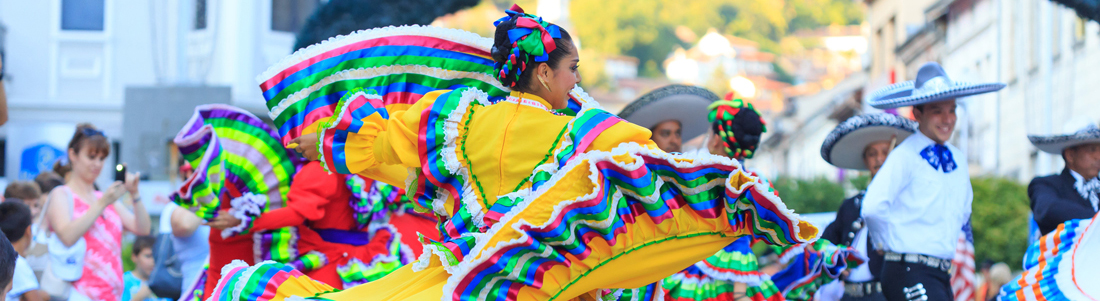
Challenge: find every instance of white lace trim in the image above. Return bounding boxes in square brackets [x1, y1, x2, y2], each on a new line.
[691, 261, 769, 285]
[257, 25, 492, 85]
[663, 269, 771, 290]
[567, 85, 603, 111]
[221, 192, 268, 238]
[268, 65, 506, 121]
[228, 260, 277, 301]
[777, 243, 808, 264]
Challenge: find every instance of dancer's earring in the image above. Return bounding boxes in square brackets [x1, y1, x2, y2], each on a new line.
[539, 77, 552, 92]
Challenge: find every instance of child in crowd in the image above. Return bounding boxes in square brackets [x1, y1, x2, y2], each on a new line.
[3, 182, 41, 218]
[0, 201, 47, 301]
[123, 236, 171, 301]
[1, 231, 16, 301]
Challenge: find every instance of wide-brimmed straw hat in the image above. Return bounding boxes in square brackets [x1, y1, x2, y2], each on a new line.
[868, 62, 1005, 109]
[618, 85, 719, 140]
[820, 113, 918, 170]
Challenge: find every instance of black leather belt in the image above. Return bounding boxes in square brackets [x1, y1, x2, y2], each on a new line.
[884, 252, 953, 273]
[844, 281, 881, 298]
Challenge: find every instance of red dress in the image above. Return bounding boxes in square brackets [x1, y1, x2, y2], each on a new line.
[206, 161, 439, 292]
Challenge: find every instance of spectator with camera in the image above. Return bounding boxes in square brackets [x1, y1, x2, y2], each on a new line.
[44, 123, 151, 301]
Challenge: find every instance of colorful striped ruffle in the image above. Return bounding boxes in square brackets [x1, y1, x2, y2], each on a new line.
[257, 25, 509, 147]
[213, 260, 338, 301]
[652, 237, 777, 301]
[336, 224, 417, 288]
[289, 251, 328, 273]
[998, 214, 1098, 301]
[659, 266, 783, 301]
[770, 239, 864, 300]
[253, 223, 299, 264]
[346, 174, 412, 230]
[435, 142, 815, 301]
[263, 25, 607, 151]
[690, 237, 770, 284]
[171, 104, 303, 264]
[171, 104, 302, 220]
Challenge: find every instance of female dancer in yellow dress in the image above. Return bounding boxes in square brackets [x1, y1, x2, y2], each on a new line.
[207, 5, 817, 301]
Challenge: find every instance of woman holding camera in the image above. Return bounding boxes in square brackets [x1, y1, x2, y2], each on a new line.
[45, 123, 151, 301]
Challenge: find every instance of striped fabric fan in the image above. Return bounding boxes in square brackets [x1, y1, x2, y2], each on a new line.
[171, 104, 303, 220]
[257, 25, 509, 147]
[258, 24, 602, 147]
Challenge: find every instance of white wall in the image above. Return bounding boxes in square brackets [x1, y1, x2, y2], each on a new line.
[0, 0, 299, 184]
[944, 0, 1100, 181]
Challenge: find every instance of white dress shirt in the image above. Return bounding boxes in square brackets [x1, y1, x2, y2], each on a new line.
[1069, 170, 1100, 211]
[861, 131, 973, 260]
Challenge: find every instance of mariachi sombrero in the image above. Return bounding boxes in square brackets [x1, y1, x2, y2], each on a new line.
[618, 85, 719, 140]
[868, 62, 1005, 109]
[1029, 121, 1100, 155]
[820, 113, 918, 170]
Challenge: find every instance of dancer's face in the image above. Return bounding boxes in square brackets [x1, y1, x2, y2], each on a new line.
[863, 140, 892, 178]
[534, 41, 580, 110]
[650, 120, 683, 153]
[913, 99, 957, 144]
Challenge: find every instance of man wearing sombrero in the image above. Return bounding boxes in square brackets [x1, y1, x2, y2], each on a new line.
[860, 62, 1004, 301]
[1027, 119, 1100, 235]
[618, 84, 719, 153]
[820, 113, 918, 301]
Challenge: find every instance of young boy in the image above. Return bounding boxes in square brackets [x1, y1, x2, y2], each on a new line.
[3, 182, 41, 218]
[0, 201, 46, 301]
[123, 236, 171, 301]
[861, 62, 1004, 301]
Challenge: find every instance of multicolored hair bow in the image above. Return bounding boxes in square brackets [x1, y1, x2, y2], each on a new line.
[493, 4, 563, 87]
[709, 92, 767, 159]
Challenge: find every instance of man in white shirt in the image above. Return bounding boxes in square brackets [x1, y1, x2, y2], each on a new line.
[861, 62, 1004, 301]
[820, 113, 918, 301]
[1027, 121, 1100, 235]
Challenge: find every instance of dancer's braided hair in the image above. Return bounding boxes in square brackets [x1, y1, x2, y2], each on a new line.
[491, 4, 574, 91]
[709, 92, 767, 159]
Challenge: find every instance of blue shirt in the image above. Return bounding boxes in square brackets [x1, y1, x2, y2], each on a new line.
[123, 271, 172, 301]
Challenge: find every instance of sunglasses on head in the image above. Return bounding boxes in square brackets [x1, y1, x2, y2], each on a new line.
[81, 128, 105, 138]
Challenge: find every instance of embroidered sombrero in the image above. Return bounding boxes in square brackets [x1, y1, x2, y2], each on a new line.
[868, 62, 1005, 109]
[820, 113, 918, 170]
[618, 84, 719, 141]
[1029, 120, 1100, 155]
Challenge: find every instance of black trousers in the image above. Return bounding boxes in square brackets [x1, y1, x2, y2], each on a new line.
[842, 292, 887, 301]
[880, 261, 953, 301]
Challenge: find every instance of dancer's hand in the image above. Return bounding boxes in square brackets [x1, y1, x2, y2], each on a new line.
[206, 209, 242, 230]
[289, 133, 319, 161]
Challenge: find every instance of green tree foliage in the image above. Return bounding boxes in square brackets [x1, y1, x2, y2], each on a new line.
[294, 0, 480, 50]
[970, 177, 1030, 270]
[772, 176, 847, 214]
[570, 0, 862, 74]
